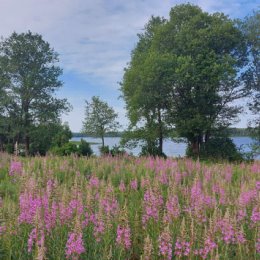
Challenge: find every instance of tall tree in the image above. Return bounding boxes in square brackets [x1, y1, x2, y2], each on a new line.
[0, 31, 70, 155]
[241, 10, 260, 154]
[157, 4, 247, 157]
[122, 4, 247, 158]
[82, 96, 120, 147]
[121, 16, 174, 156]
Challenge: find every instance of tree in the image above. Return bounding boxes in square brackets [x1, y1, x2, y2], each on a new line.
[157, 4, 247, 157]
[120, 16, 173, 156]
[241, 10, 260, 155]
[0, 31, 70, 155]
[122, 4, 247, 158]
[29, 122, 72, 155]
[82, 96, 120, 147]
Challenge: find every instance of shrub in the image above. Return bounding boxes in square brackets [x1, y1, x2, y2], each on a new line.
[99, 145, 110, 155]
[187, 137, 243, 161]
[50, 142, 78, 156]
[78, 139, 93, 156]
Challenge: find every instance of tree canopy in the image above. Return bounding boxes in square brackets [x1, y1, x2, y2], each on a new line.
[121, 3, 248, 157]
[82, 96, 120, 147]
[0, 31, 71, 155]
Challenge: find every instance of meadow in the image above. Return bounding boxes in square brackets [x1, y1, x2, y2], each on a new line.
[0, 153, 259, 260]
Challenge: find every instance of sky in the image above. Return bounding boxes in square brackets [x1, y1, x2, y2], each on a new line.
[0, 0, 259, 132]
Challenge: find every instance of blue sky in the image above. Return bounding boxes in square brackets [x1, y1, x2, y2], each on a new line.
[0, 0, 259, 131]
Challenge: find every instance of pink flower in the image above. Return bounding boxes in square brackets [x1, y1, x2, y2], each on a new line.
[163, 195, 180, 223]
[256, 181, 260, 191]
[65, 232, 85, 259]
[101, 197, 118, 215]
[142, 189, 163, 225]
[251, 207, 260, 224]
[130, 179, 138, 190]
[239, 190, 257, 207]
[28, 228, 37, 252]
[89, 176, 99, 188]
[158, 228, 172, 260]
[194, 238, 217, 259]
[174, 239, 191, 257]
[9, 161, 22, 176]
[119, 180, 126, 192]
[116, 225, 131, 250]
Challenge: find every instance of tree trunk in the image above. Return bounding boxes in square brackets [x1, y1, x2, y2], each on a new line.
[191, 134, 202, 158]
[0, 137, 3, 152]
[158, 108, 163, 155]
[101, 135, 105, 148]
[25, 134, 30, 156]
[205, 130, 210, 143]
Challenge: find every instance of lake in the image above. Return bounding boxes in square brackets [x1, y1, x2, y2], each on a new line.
[71, 136, 259, 159]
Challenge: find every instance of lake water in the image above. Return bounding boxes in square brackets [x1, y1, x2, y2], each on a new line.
[71, 136, 259, 159]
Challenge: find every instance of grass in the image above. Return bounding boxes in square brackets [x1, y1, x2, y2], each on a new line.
[0, 153, 259, 260]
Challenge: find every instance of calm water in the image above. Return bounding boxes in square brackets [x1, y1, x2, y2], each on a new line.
[71, 136, 259, 159]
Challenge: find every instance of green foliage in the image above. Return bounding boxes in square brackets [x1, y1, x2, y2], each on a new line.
[99, 145, 126, 157]
[50, 139, 93, 157]
[99, 145, 110, 155]
[4, 143, 14, 154]
[50, 142, 78, 156]
[51, 123, 72, 148]
[29, 123, 72, 155]
[121, 4, 248, 158]
[140, 143, 166, 158]
[82, 96, 120, 147]
[186, 137, 243, 162]
[120, 16, 171, 155]
[78, 139, 93, 156]
[0, 31, 71, 155]
[240, 10, 260, 153]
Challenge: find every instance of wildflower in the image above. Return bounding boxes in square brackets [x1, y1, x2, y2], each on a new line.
[142, 189, 163, 225]
[163, 195, 180, 223]
[251, 207, 260, 224]
[174, 239, 191, 257]
[9, 161, 22, 176]
[28, 228, 37, 252]
[239, 189, 257, 207]
[158, 227, 172, 260]
[119, 180, 126, 192]
[89, 176, 99, 188]
[194, 238, 217, 259]
[130, 179, 138, 190]
[65, 232, 85, 259]
[116, 224, 131, 250]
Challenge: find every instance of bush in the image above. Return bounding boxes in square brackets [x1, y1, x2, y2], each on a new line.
[99, 145, 110, 155]
[5, 143, 14, 154]
[78, 139, 93, 156]
[50, 140, 93, 157]
[187, 137, 243, 161]
[50, 142, 78, 156]
[110, 145, 126, 157]
[140, 144, 166, 158]
[99, 145, 126, 157]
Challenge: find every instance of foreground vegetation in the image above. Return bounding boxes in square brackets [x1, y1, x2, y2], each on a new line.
[0, 153, 259, 259]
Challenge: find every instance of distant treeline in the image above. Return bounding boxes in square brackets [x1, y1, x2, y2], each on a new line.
[228, 128, 252, 137]
[73, 128, 251, 138]
[72, 131, 125, 138]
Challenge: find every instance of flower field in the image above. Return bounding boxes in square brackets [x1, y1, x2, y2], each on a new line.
[0, 153, 259, 260]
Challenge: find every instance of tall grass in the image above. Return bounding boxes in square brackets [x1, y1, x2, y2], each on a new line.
[0, 153, 259, 259]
